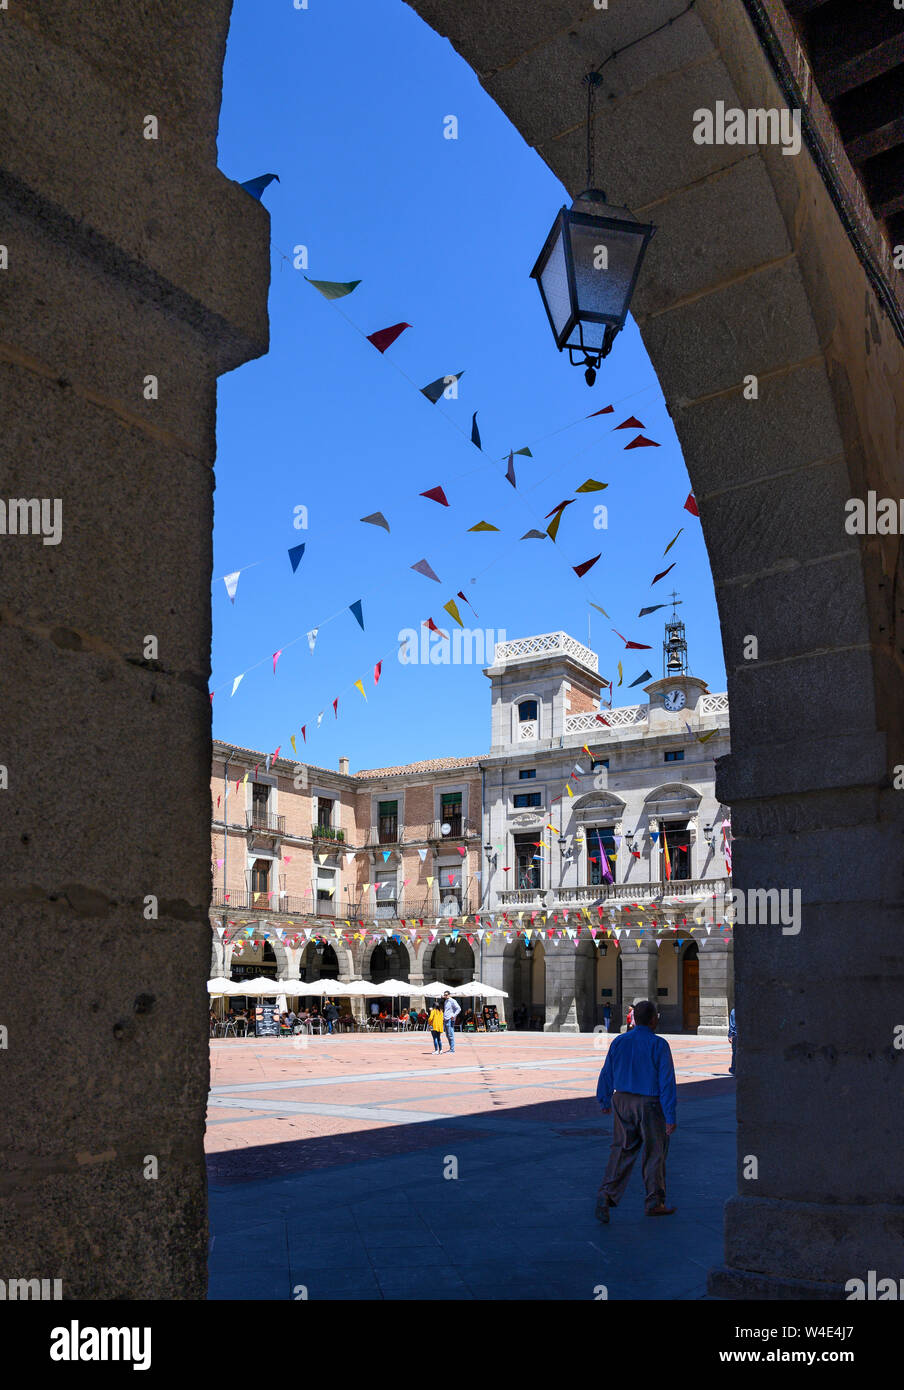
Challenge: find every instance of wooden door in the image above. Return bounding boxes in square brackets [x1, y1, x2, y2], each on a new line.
[682, 957, 700, 1032]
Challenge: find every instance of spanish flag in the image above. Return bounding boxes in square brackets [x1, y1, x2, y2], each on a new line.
[663, 831, 672, 882]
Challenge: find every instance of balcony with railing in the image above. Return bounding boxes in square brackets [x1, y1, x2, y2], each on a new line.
[367, 821, 400, 847]
[427, 816, 478, 841]
[210, 888, 476, 922]
[496, 877, 730, 908]
[311, 823, 346, 844]
[245, 809, 285, 836]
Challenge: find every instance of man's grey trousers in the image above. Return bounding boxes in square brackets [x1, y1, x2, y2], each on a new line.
[599, 1091, 669, 1211]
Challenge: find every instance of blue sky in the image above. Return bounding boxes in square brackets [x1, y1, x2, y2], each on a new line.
[212, 0, 724, 771]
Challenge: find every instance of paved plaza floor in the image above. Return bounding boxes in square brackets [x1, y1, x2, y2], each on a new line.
[206, 1031, 735, 1300]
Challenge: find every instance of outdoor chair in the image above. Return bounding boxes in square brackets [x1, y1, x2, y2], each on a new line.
[222, 1018, 237, 1038]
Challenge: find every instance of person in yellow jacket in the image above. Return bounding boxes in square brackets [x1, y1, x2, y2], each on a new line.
[427, 1004, 445, 1054]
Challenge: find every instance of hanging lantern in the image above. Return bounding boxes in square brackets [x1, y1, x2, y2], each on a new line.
[530, 74, 655, 385]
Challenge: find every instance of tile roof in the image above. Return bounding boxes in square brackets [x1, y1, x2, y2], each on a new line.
[354, 755, 480, 779]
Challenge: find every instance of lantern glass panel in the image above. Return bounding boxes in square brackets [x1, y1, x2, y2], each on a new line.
[536, 221, 572, 340]
[569, 218, 646, 328]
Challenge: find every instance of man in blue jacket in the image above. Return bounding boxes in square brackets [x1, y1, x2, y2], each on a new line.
[595, 999, 677, 1222]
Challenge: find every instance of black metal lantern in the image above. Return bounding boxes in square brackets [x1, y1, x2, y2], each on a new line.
[530, 73, 655, 385]
[531, 189, 655, 384]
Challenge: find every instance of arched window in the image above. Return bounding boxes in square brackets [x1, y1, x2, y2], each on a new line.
[518, 699, 538, 722]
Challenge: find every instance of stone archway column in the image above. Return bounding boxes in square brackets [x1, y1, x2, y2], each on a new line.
[618, 943, 658, 1030]
[697, 940, 732, 1036]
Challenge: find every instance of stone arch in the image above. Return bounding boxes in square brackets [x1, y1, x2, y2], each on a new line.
[426, 936, 476, 987]
[364, 938, 411, 982]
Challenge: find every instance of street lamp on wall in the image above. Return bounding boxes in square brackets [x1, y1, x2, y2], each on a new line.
[530, 74, 656, 385]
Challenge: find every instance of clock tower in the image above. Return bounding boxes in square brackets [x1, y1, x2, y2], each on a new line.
[644, 595, 710, 727]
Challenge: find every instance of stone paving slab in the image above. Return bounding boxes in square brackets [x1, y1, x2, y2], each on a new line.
[207, 1033, 735, 1300]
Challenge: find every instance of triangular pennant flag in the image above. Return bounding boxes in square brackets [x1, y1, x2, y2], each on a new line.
[367, 322, 410, 353]
[273, 649, 283, 674]
[629, 669, 652, 688]
[360, 511, 390, 532]
[663, 528, 683, 556]
[614, 415, 644, 430]
[697, 729, 718, 743]
[290, 734, 297, 754]
[305, 276, 360, 299]
[514, 446, 533, 457]
[457, 590, 478, 615]
[382, 850, 391, 863]
[617, 660, 623, 687]
[468, 520, 499, 532]
[374, 661, 383, 685]
[420, 485, 450, 507]
[307, 628, 318, 654]
[651, 562, 676, 585]
[625, 434, 660, 449]
[546, 510, 564, 542]
[354, 679, 367, 701]
[587, 405, 614, 417]
[612, 628, 652, 650]
[420, 371, 463, 403]
[349, 599, 365, 630]
[288, 543, 306, 572]
[684, 493, 700, 516]
[575, 479, 608, 492]
[411, 558, 442, 582]
[417, 849, 428, 862]
[230, 674, 244, 697]
[589, 601, 610, 619]
[470, 412, 481, 449]
[223, 571, 241, 604]
[545, 499, 574, 519]
[573, 553, 601, 578]
[443, 599, 464, 628]
[521, 529, 546, 540]
[505, 452, 516, 488]
[332, 697, 339, 718]
[240, 172, 280, 200]
[300, 725, 306, 742]
[638, 604, 667, 617]
[424, 618, 448, 638]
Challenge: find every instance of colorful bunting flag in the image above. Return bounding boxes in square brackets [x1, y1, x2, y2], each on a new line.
[424, 618, 448, 638]
[575, 479, 608, 492]
[361, 511, 390, 532]
[612, 629, 653, 650]
[573, 554, 601, 577]
[624, 434, 660, 449]
[514, 446, 533, 457]
[332, 698, 339, 718]
[305, 276, 360, 299]
[240, 172, 280, 200]
[629, 669, 652, 688]
[651, 562, 676, 585]
[273, 649, 283, 674]
[505, 452, 516, 488]
[663, 528, 683, 555]
[374, 661, 382, 685]
[223, 571, 241, 604]
[638, 604, 666, 617]
[420, 486, 450, 507]
[443, 599, 464, 628]
[306, 628, 318, 654]
[587, 405, 614, 417]
[684, 493, 699, 516]
[589, 601, 610, 619]
[367, 322, 410, 353]
[521, 529, 546, 540]
[468, 520, 499, 531]
[411, 558, 442, 582]
[470, 412, 481, 449]
[288, 543, 306, 573]
[354, 679, 367, 701]
[420, 371, 463, 403]
[349, 599, 365, 630]
[230, 674, 244, 697]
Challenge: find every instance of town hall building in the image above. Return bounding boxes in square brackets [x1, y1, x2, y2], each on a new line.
[210, 610, 732, 1033]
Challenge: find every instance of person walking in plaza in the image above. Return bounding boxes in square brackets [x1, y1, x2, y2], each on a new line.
[595, 999, 677, 1221]
[728, 1005, 737, 1075]
[427, 1003, 444, 1053]
[603, 1003, 612, 1033]
[442, 990, 461, 1054]
[323, 998, 339, 1035]
[626, 1003, 635, 1030]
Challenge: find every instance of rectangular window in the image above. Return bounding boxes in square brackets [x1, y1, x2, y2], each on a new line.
[251, 858, 270, 894]
[661, 823, 691, 882]
[440, 792, 462, 835]
[438, 863, 462, 915]
[316, 867, 337, 914]
[591, 759, 609, 771]
[316, 796, 333, 828]
[514, 833, 541, 891]
[375, 874, 397, 918]
[587, 827, 617, 886]
[664, 750, 685, 762]
[513, 792, 542, 808]
[252, 782, 269, 825]
[378, 799, 398, 844]
[518, 769, 536, 780]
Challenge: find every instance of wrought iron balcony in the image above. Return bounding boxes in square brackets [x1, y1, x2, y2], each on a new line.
[245, 810, 285, 836]
[367, 823, 400, 847]
[495, 877, 730, 908]
[428, 817, 478, 841]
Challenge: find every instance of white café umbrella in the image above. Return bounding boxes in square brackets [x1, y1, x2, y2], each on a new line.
[207, 977, 237, 995]
[450, 981, 508, 997]
[240, 976, 284, 995]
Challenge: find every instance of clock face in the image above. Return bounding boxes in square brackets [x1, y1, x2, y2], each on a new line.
[663, 688, 686, 712]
